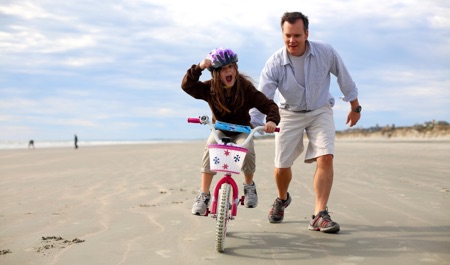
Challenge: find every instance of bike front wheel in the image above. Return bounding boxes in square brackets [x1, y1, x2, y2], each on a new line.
[215, 183, 231, 252]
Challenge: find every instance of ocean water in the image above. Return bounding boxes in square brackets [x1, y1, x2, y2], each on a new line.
[0, 140, 187, 150]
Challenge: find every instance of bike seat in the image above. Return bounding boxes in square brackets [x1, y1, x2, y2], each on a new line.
[221, 137, 232, 144]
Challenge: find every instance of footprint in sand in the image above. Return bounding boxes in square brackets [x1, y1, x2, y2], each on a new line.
[0, 249, 12, 255]
[155, 249, 171, 258]
[35, 236, 85, 255]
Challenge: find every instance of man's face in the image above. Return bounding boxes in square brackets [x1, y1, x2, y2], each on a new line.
[282, 19, 309, 56]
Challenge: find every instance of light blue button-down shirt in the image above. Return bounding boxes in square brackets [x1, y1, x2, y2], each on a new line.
[250, 40, 358, 126]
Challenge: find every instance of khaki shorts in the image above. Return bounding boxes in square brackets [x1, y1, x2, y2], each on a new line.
[275, 104, 335, 168]
[201, 131, 256, 175]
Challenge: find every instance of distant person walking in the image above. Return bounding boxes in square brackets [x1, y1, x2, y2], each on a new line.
[74, 134, 78, 149]
[28, 140, 35, 149]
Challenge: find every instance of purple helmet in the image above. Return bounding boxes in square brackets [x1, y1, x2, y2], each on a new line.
[206, 48, 238, 71]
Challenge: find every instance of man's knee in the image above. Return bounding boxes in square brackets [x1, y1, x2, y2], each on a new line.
[275, 167, 291, 177]
[317, 154, 333, 162]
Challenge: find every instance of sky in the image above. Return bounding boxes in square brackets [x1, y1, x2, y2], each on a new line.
[1, 0, 449, 141]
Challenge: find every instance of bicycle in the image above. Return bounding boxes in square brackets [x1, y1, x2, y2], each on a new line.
[187, 115, 279, 252]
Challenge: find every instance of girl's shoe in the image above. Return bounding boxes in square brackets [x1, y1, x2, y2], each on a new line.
[191, 192, 210, 216]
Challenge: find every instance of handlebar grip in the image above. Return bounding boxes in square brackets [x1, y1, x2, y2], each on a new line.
[187, 118, 201, 123]
[275, 127, 280, 132]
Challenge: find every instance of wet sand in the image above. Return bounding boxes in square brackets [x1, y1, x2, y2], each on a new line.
[0, 139, 449, 265]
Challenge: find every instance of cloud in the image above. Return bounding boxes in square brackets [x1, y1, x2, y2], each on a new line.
[0, 1, 56, 20]
[0, 0, 449, 141]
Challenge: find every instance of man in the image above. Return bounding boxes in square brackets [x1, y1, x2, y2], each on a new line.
[250, 11, 361, 233]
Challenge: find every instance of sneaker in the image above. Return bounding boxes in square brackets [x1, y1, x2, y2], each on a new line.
[191, 192, 210, 216]
[308, 209, 340, 233]
[268, 193, 291, 223]
[243, 182, 258, 208]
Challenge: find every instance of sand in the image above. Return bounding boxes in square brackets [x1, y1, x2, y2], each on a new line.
[0, 139, 449, 265]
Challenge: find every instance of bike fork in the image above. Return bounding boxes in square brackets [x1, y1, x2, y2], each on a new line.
[210, 173, 240, 217]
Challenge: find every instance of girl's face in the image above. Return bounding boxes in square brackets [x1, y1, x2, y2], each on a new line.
[219, 64, 237, 88]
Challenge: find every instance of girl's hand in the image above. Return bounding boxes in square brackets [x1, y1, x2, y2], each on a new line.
[199, 59, 212, 70]
[264, 121, 277, 133]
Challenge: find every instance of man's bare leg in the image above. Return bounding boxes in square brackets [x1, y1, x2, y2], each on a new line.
[274, 167, 292, 200]
[313, 154, 334, 215]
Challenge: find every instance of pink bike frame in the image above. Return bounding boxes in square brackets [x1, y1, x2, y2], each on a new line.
[188, 115, 279, 217]
[210, 173, 240, 217]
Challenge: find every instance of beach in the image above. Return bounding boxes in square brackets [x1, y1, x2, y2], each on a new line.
[0, 139, 449, 265]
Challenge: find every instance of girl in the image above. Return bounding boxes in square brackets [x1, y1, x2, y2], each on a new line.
[181, 48, 280, 215]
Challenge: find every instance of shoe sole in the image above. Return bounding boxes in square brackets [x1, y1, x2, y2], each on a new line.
[192, 211, 208, 216]
[192, 212, 203, 216]
[308, 224, 340, 233]
[268, 211, 284, 223]
[268, 217, 284, 223]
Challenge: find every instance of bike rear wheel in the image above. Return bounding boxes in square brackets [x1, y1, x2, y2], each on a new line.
[215, 183, 231, 252]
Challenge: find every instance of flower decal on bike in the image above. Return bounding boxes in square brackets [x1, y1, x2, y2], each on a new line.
[208, 145, 247, 174]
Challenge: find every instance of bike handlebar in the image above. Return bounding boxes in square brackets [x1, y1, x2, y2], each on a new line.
[187, 117, 201, 123]
[188, 115, 279, 147]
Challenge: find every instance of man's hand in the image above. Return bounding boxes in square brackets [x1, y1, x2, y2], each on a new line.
[347, 99, 361, 127]
[346, 111, 360, 127]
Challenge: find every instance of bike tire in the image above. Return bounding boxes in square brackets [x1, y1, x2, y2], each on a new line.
[215, 183, 231, 252]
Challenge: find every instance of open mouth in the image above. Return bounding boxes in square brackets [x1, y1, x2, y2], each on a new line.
[226, 75, 233, 83]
